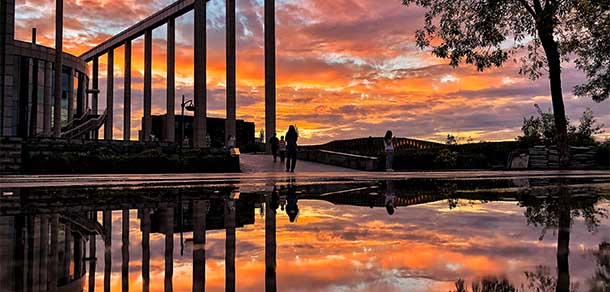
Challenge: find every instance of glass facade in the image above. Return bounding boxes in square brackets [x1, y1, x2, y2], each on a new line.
[12, 56, 86, 138]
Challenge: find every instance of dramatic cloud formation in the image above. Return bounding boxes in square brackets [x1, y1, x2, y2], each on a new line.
[14, 0, 610, 144]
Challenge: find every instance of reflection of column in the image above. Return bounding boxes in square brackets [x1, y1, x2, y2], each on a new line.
[143, 30, 152, 142]
[122, 210, 129, 292]
[52, 0, 63, 138]
[556, 188, 571, 292]
[193, 200, 207, 292]
[39, 215, 49, 292]
[141, 208, 151, 292]
[265, 193, 277, 292]
[88, 212, 97, 292]
[104, 50, 114, 140]
[124, 40, 132, 141]
[15, 215, 25, 292]
[43, 61, 52, 136]
[74, 232, 83, 280]
[26, 216, 35, 291]
[166, 18, 176, 143]
[225, 200, 236, 292]
[264, 0, 276, 149]
[63, 221, 71, 283]
[49, 215, 59, 292]
[225, 0, 236, 143]
[103, 211, 112, 292]
[164, 207, 174, 292]
[193, 0, 207, 148]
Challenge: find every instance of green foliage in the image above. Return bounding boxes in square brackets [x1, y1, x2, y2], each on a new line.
[401, 0, 610, 101]
[518, 105, 604, 147]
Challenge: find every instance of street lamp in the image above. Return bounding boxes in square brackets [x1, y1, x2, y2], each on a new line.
[180, 95, 196, 153]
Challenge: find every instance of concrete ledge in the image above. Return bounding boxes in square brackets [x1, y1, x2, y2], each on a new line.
[298, 149, 380, 171]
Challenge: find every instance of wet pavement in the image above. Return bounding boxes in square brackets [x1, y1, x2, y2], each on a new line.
[0, 169, 609, 292]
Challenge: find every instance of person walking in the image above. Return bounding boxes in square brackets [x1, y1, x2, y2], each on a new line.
[278, 136, 287, 163]
[269, 133, 280, 162]
[384, 130, 394, 171]
[285, 125, 299, 172]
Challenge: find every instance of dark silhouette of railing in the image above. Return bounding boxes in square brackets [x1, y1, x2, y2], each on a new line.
[308, 137, 443, 156]
[60, 110, 107, 139]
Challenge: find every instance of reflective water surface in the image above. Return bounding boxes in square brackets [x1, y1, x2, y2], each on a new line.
[1, 175, 609, 291]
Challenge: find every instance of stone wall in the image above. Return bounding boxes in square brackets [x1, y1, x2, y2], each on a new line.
[1, 138, 240, 174]
[0, 137, 22, 174]
[528, 145, 597, 169]
[298, 149, 380, 171]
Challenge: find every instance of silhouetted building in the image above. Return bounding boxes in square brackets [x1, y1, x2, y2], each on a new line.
[145, 114, 255, 148]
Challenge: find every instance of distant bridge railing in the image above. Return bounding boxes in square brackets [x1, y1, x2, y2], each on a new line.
[303, 137, 443, 156]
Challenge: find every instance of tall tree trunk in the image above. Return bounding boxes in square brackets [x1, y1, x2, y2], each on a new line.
[538, 22, 570, 168]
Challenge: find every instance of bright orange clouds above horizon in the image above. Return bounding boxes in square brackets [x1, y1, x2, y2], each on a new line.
[14, 0, 610, 144]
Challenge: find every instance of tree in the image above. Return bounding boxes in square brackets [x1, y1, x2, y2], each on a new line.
[401, 0, 610, 168]
[518, 105, 604, 147]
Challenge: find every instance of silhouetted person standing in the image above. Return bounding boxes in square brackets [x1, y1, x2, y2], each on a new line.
[278, 136, 287, 162]
[384, 130, 394, 171]
[269, 133, 279, 162]
[285, 125, 299, 172]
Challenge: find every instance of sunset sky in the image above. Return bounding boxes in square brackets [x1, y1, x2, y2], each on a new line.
[14, 0, 610, 144]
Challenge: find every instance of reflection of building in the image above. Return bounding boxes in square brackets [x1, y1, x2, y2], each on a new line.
[0, 28, 89, 137]
[147, 115, 255, 148]
[150, 197, 256, 233]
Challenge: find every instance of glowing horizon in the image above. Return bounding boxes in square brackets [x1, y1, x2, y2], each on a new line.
[14, 0, 610, 144]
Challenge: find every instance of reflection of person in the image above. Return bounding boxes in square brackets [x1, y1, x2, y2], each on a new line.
[285, 125, 299, 172]
[226, 134, 236, 149]
[286, 179, 299, 222]
[279, 136, 287, 163]
[383, 130, 395, 171]
[384, 180, 396, 215]
[269, 133, 279, 162]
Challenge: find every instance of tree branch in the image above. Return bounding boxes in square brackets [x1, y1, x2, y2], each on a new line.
[518, 0, 538, 18]
[533, 0, 543, 14]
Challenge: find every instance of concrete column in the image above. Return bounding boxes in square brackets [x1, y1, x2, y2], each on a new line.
[166, 18, 176, 143]
[122, 210, 129, 292]
[30, 59, 39, 136]
[103, 211, 111, 292]
[225, 199, 236, 292]
[43, 61, 52, 136]
[124, 40, 131, 141]
[164, 207, 174, 292]
[265, 0, 276, 149]
[226, 0, 236, 144]
[105, 50, 114, 140]
[143, 30, 152, 142]
[67, 68, 74, 122]
[0, 0, 17, 136]
[193, 0, 207, 148]
[92, 57, 99, 139]
[192, 200, 207, 292]
[265, 192, 277, 292]
[53, 0, 63, 137]
[49, 215, 59, 292]
[76, 72, 85, 116]
[141, 208, 151, 292]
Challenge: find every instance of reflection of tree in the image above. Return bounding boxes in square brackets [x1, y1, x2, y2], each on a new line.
[520, 193, 606, 240]
[449, 277, 517, 292]
[523, 265, 579, 292]
[588, 242, 610, 292]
